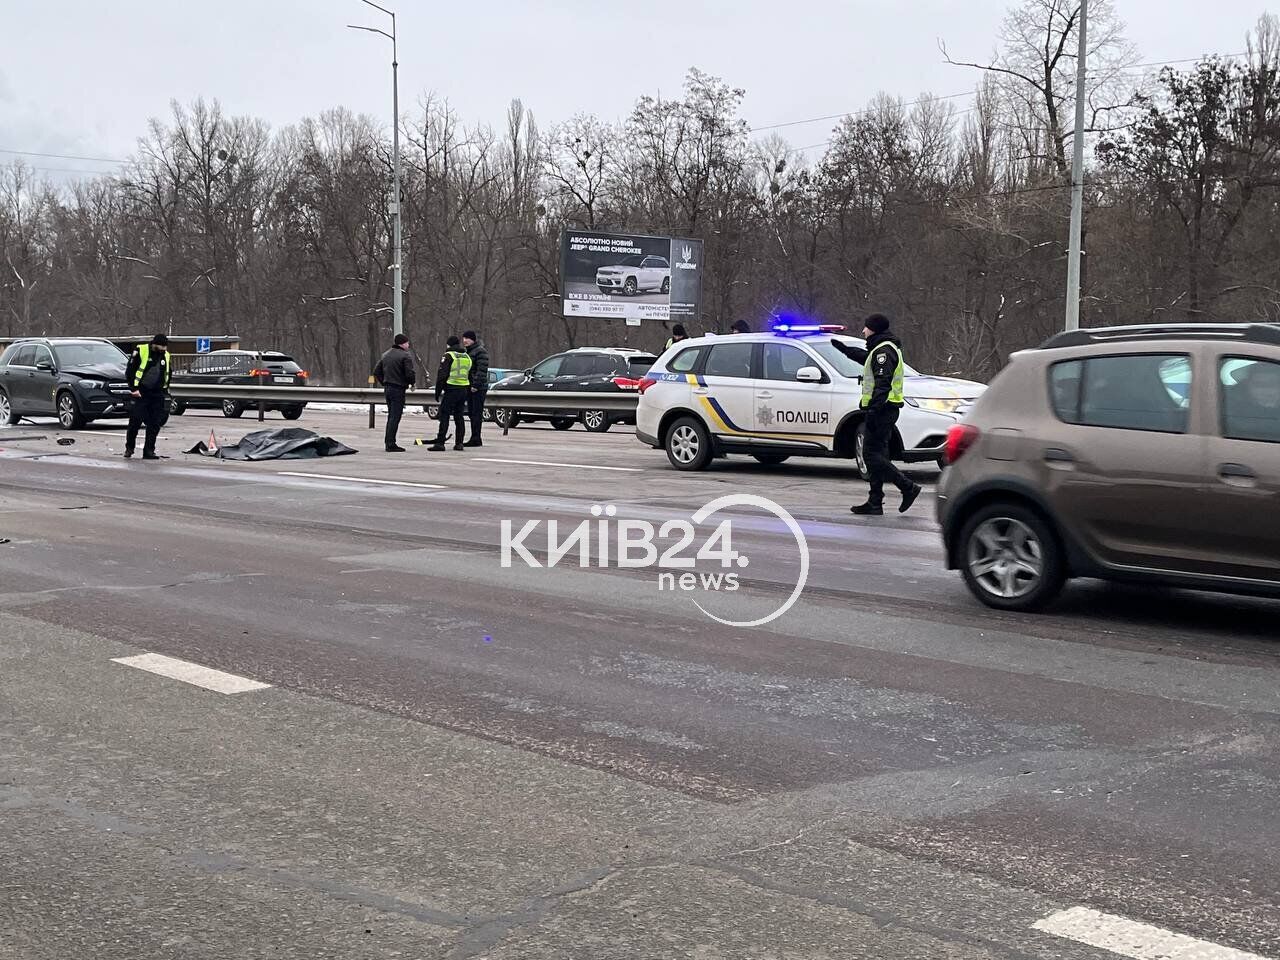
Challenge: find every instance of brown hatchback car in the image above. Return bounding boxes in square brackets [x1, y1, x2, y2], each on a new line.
[937, 323, 1280, 611]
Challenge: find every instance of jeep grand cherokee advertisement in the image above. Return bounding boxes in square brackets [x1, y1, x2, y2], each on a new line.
[560, 229, 703, 322]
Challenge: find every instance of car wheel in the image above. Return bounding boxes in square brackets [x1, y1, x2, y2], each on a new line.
[551, 417, 575, 431]
[425, 404, 440, 418]
[623, 277, 638, 296]
[665, 416, 712, 471]
[221, 399, 244, 419]
[281, 405, 304, 421]
[0, 389, 19, 426]
[958, 504, 1066, 612]
[482, 407, 494, 422]
[57, 391, 86, 430]
[582, 409, 611, 433]
[169, 398, 186, 416]
[661, 277, 670, 294]
[752, 453, 790, 465]
[494, 408, 519, 429]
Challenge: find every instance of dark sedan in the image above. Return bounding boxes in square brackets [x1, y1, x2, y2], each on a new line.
[0, 338, 134, 429]
[170, 350, 308, 419]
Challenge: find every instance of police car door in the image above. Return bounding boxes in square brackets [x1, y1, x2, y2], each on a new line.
[755, 341, 833, 451]
[697, 340, 758, 441]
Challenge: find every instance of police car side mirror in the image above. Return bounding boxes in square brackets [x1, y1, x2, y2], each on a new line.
[795, 366, 823, 383]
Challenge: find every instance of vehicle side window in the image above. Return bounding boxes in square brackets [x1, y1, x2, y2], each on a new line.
[560, 354, 598, 377]
[11, 345, 36, 367]
[1049, 354, 1191, 433]
[1220, 356, 1280, 443]
[593, 355, 623, 376]
[761, 342, 812, 382]
[704, 342, 754, 379]
[30, 345, 53, 369]
[668, 347, 703, 373]
[532, 355, 565, 378]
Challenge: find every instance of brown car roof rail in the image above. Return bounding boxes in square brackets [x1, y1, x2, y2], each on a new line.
[1039, 323, 1280, 350]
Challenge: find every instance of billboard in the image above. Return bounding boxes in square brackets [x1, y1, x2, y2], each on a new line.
[560, 230, 703, 322]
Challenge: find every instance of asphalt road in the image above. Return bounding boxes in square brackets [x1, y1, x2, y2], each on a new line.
[2, 409, 1277, 959]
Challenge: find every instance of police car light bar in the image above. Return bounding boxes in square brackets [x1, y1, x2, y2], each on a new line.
[771, 323, 846, 335]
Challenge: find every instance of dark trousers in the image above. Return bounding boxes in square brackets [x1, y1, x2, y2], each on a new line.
[125, 392, 166, 455]
[434, 387, 468, 444]
[467, 387, 487, 440]
[864, 405, 912, 506]
[384, 385, 406, 448]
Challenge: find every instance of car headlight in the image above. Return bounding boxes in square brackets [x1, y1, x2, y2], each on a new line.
[905, 396, 966, 414]
[78, 378, 106, 391]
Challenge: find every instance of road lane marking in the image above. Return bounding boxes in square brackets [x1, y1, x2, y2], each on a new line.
[472, 458, 641, 472]
[111, 653, 271, 695]
[277, 472, 446, 489]
[1033, 907, 1272, 960]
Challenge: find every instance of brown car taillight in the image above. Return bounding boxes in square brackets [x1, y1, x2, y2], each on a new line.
[945, 424, 980, 464]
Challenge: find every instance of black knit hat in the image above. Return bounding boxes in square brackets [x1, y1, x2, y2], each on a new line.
[394, 333, 410, 346]
[462, 330, 478, 341]
[446, 335, 461, 348]
[864, 314, 890, 335]
[152, 334, 169, 346]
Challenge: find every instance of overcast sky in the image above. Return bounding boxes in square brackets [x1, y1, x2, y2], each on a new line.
[0, 0, 1270, 180]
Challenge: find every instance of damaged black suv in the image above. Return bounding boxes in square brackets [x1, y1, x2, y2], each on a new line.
[0, 337, 134, 429]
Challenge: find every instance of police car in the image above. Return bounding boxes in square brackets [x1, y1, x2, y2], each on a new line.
[635, 324, 985, 475]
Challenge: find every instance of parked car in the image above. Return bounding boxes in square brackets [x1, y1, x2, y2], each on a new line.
[937, 322, 1280, 611]
[0, 337, 133, 429]
[488, 348, 657, 432]
[424, 367, 517, 421]
[596, 256, 671, 297]
[170, 349, 308, 419]
[635, 326, 985, 474]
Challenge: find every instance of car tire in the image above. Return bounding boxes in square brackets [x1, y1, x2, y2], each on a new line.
[752, 453, 790, 465]
[661, 277, 670, 294]
[958, 503, 1066, 612]
[551, 417, 575, 431]
[281, 405, 304, 421]
[482, 407, 494, 422]
[425, 403, 440, 419]
[221, 400, 244, 419]
[169, 399, 186, 416]
[0, 389, 19, 426]
[582, 410, 611, 433]
[665, 416, 712, 471]
[623, 277, 638, 296]
[494, 408, 519, 429]
[57, 391, 86, 430]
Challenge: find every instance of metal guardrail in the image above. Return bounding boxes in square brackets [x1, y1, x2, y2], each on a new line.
[168, 384, 641, 426]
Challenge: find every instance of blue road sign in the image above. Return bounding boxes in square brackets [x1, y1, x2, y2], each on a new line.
[195, 337, 212, 354]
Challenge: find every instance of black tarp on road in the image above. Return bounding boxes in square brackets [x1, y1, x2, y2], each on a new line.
[187, 427, 357, 461]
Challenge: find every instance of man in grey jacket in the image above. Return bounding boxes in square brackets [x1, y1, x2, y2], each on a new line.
[373, 333, 415, 452]
[462, 329, 490, 447]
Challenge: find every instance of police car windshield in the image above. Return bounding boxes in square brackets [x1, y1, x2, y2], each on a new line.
[811, 338, 919, 379]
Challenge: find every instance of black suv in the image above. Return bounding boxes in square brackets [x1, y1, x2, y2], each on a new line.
[170, 350, 308, 419]
[487, 348, 656, 432]
[0, 338, 134, 429]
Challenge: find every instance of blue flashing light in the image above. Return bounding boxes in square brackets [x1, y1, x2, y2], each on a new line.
[771, 318, 847, 337]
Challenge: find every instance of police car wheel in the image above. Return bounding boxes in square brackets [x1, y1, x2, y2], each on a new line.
[958, 503, 1066, 612]
[666, 416, 712, 471]
[752, 453, 790, 466]
[551, 417, 575, 431]
[582, 410, 611, 432]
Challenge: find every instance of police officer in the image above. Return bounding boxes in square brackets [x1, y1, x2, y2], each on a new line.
[665, 323, 688, 350]
[845, 314, 922, 516]
[728, 319, 750, 335]
[124, 334, 170, 460]
[374, 333, 416, 452]
[461, 329, 489, 447]
[427, 335, 472, 451]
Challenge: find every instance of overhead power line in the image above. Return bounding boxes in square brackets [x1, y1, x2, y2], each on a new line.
[0, 147, 129, 165]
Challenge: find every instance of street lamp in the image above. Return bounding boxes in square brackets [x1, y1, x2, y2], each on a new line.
[1064, 0, 1088, 331]
[348, 0, 404, 339]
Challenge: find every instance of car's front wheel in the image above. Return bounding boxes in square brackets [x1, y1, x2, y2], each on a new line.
[169, 398, 186, 416]
[0, 389, 19, 426]
[958, 503, 1066, 612]
[665, 416, 712, 471]
[221, 400, 244, 419]
[493, 408, 519, 430]
[281, 405, 305, 421]
[57, 391, 86, 430]
[623, 277, 638, 296]
[582, 409, 611, 433]
[425, 403, 440, 419]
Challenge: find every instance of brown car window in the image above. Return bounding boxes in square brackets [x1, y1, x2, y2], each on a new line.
[1220, 357, 1280, 443]
[1049, 353, 1190, 433]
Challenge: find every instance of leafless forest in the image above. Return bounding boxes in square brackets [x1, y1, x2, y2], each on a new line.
[4, 2, 1280, 382]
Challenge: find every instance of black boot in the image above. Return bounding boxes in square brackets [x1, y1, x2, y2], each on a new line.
[850, 502, 883, 516]
[899, 483, 922, 514]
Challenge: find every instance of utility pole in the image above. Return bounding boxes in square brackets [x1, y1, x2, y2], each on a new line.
[1064, 0, 1088, 331]
[349, 1, 404, 338]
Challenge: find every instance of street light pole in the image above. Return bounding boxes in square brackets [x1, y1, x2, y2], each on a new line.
[349, 1, 403, 339]
[1064, 0, 1088, 332]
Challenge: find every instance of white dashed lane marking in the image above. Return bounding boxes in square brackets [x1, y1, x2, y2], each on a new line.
[112, 653, 271, 695]
[471, 458, 641, 472]
[276, 472, 446, 489]
[1034, 907, 1273, 960]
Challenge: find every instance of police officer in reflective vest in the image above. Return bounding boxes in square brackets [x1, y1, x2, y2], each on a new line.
[427, 335, 473, 451]
[665, 323, 688, 350]
[124, 334, 170, 460]
[850, 314, 922, 516]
